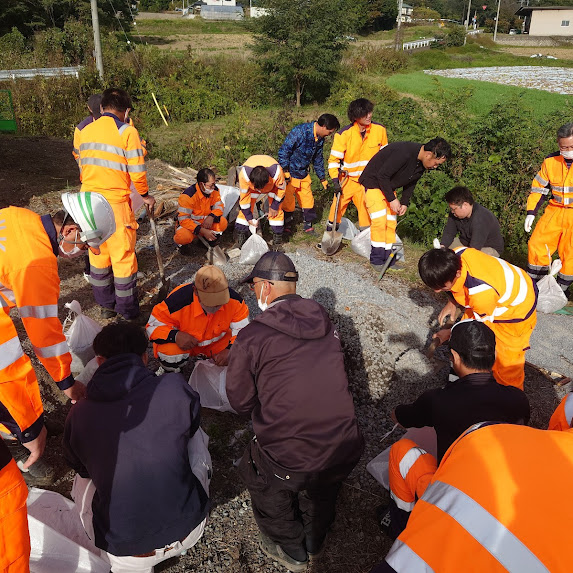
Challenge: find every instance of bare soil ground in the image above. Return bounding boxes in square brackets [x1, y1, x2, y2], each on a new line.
[497, 46, 573, 60]
[145, 33, 250, 53]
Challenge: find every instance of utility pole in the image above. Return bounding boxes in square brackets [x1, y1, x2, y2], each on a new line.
[91, 0, 104, 80]
[395, 0, 404, 51]
[463, 0, 471, 45]
[493, 0, 501, 42]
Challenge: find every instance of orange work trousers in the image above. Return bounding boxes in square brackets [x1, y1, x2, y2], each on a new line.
[282, 176, 316, 225]
[174, 217, 228, 246]
[364, 188, 398, 265]
[236, 198, 284, 234]
[328, 178, 370, 229]
[0, 459, 30, 573]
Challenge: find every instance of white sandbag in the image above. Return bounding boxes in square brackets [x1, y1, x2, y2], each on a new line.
[63, 301, 102, 374]
[350, 228, 405, 262]
[238, 233, 269, 265]
[217, 184, 241, 219]
[188, 427, 213, 495]
[537, 258, 567, 313]
[27, 488, 108, 573]
[75, 356, 100, 386]
[366, 426, 437, 490]
[338, 217, 359, 240]
[129, 183, 145, 217]
[189, 360, 236, 413]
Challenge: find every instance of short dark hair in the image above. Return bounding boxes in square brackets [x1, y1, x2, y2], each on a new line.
[424, 137, 451, 160]
[317, 113, 340, 131]
[418, 248, 461, 290]
[101, 88, 132, 113]
[93, 322, 148, 359]
[450, 320, 496, 371]
[347, 98, 374, 123]
[444, 186, 474, 206]
[197, 168, 216, 184]
[52, 210, 68, 227]
[557, 122, 573, 140]
[250, 166, 270, 190]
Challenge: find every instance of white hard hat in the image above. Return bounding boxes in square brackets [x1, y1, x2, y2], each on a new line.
[61, 192, 115, 251]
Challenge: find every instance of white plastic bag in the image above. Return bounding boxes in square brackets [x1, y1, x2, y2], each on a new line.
[75, 356, 100, 386]
[216, 184, 241, 219]
[537, 258, 567, 313]
[188, 360, 236, 413]
[239, 233, 269, 265]
[63, 301, 102, 374]
[350, 228, 405, 262]
[338, 217, 359, 240]
[188, 427, 213, 495]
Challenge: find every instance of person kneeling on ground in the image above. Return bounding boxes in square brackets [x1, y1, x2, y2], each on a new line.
[437, 186, 504, 257]
[147, 265, 249, 373]
[381, 320, 529, 540]
[227, 252, 364, 572]
[174, 168, 228, 255]
[63, 322, 210, 573]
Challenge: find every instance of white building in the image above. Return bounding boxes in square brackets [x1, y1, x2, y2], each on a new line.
[516, 6, 573, 36]
[203, 0, 236, 6]
[399, 4, 413, 23]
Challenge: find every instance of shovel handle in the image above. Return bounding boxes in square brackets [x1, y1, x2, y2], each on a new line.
[147, 206, 166, 282]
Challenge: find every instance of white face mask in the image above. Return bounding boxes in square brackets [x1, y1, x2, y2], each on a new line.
[58, 229, 85, 259]
[561, 150, 573, 160]
[257, 292, 269, 312]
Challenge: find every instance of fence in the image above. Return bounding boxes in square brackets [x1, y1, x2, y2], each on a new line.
[0, 66, 81, 81]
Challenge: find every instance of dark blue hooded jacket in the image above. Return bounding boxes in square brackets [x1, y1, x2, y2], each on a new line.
[278, 121, 327, 181]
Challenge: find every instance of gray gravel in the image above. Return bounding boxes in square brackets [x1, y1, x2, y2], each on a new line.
[425, 66, 573, 94]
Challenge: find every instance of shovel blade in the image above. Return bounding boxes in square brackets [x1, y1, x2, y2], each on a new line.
[156, 279, 172, 304]
[208, 246, 227, 266]
[321, 230, 343, 256]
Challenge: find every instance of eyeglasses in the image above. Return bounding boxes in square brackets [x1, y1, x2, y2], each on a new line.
[249, 279, 274, 291]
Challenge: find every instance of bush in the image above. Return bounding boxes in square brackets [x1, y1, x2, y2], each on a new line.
[343, 45, 408, 74]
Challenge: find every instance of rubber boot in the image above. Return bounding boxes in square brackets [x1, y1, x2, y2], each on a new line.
[271, 234, 284, 252]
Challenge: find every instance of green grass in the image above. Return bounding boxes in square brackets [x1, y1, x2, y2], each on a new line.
[386, 70, 573, 118]
[133, 18, 248, 36]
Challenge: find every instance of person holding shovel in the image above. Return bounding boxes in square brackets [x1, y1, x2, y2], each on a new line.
[174, 168, 228, 256]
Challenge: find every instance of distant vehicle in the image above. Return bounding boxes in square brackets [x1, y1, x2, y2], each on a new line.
[175, 7, 183, 11]
[509, 28, 521, 35]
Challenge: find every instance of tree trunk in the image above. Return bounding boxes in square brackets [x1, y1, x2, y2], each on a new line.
[295, 78, 301, 108]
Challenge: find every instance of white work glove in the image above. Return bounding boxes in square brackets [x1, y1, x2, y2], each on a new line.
[433, 238, 441, 249]
[524, 214, 535, 233]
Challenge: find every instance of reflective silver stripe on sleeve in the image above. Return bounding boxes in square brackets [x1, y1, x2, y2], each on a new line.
[534, 174, 548, 186]
[213, 201, 224, 210]
[147, 315, 168, 337]
[19, 304, 58, 319]
[178, 215, 191, 221]
[81, 157, 128, 172]
[385, 540, 434, 572]
[0, 283, 16, 304]
[125, 148, 144, 158]
[0, 336, 25, 370]
[34, 340, 69, 359]
[197, 331, 226, 347]
[158, 351, 188, 364]
[421, 481, 550, 573]
[230, 317, 249, 336]
[118, 123, 130, 135]
[565, 393, 573, 426]
[127, 164, 147, 173]
[330, 149, 344, 159]
[79, 142, 126, 157]
[179, 207, 193, 215]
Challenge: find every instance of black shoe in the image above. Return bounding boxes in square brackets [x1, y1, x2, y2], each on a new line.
[303, 225, 315, 235]
[259, 532, 308, 572]
[271, 234, 284, 252]
[100, 307, 117, 319]
[178, 244, 194, 256]
[376, 504, 392, 536]
[119, 313, 148, 327]
[306, 533, 327, 561]
[5, 439, 55, 487]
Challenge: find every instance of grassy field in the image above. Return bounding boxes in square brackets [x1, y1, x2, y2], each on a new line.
[386, 70, 573, 117]
[133, 17, 248, 36]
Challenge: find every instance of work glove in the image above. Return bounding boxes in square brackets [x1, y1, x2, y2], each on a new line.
[524, 214, 535, 233]
[321, 179, 328, 190]
[433, 238, 441, 249]
[333, 178, 342, 196]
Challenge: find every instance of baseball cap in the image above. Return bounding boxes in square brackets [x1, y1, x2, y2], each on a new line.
[241, 252, 299, 284]
[88, 94, 102, 119]
[195, 265, 230, 306]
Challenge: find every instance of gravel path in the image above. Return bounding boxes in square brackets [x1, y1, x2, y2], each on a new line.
[425, 65, 573, 94]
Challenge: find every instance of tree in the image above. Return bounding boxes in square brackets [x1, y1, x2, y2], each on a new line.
[358, 0, 399, 31]
[250, 0, 360, 106]
[412, 6, 442, 20]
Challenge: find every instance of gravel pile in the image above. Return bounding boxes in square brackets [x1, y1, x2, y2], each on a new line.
[425, 66, 573, 94]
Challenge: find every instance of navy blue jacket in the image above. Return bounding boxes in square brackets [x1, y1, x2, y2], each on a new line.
[63, 354, 209, 556]
[278, 121, 327, 181]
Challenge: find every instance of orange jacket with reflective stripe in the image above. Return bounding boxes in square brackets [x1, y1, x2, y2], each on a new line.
[177, 184, 225, 234]
[72, 115, 95, 166]
[147, 283, 249, 349]
[385, 423, 573, 572]
[548, 393, 573, 431]
[451, 247, 537, 324]
[78, 113, 148, 203]
[527, 152, 573, 214]
[328, 122, 388, 180]
[238, 155, 286, 213]
[0, 207, 72, 384]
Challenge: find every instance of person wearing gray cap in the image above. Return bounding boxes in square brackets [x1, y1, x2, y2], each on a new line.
[227, 252, 364, 572]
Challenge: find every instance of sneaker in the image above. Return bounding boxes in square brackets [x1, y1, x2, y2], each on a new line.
[376, 504, 392, 536]
[259, 532, 308, 572]
[303, 226, 316, 235]
[5, 439, 55, 487]
[101, 308, 117, 319]
[271, 235, 284, 253]
[388, 260, 406, 272]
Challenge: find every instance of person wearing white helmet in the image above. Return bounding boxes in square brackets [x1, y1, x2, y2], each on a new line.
[0, 192, 114, 488]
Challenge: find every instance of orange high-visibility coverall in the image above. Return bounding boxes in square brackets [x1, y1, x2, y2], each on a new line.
[0, 440, 30, 573]
[548, 392, 573, 431]
[327, 122, 387, 228]
[0, 207, 74, 443]
[236, 155, 286, 234]
[384, 423, 573, 573]
[147, 283, 249, 370]
[78, 112, 149, 318]
[174, 183, 228, 246]
[527, 152, 573, 291]
[451, 247, 537, 390]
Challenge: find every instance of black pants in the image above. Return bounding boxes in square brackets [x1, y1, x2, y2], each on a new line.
[238, 438, 357, 557]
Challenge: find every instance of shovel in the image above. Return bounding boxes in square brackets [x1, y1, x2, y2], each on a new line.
[321, 172, 348, 256]
[147, 207, 171, 303]
[198, 235, 227, 266]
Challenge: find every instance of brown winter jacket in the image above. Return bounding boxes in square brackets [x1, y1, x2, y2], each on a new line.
[226, 294, 363, 473]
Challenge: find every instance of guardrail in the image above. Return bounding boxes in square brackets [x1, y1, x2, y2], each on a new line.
[0, 66, 81, 81]
[402, 38, 436, 50]
[467, 29, 483, 35]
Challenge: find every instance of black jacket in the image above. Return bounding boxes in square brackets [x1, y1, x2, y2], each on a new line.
[63, 354, 209, 556]
[226, 294, 364, 472]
